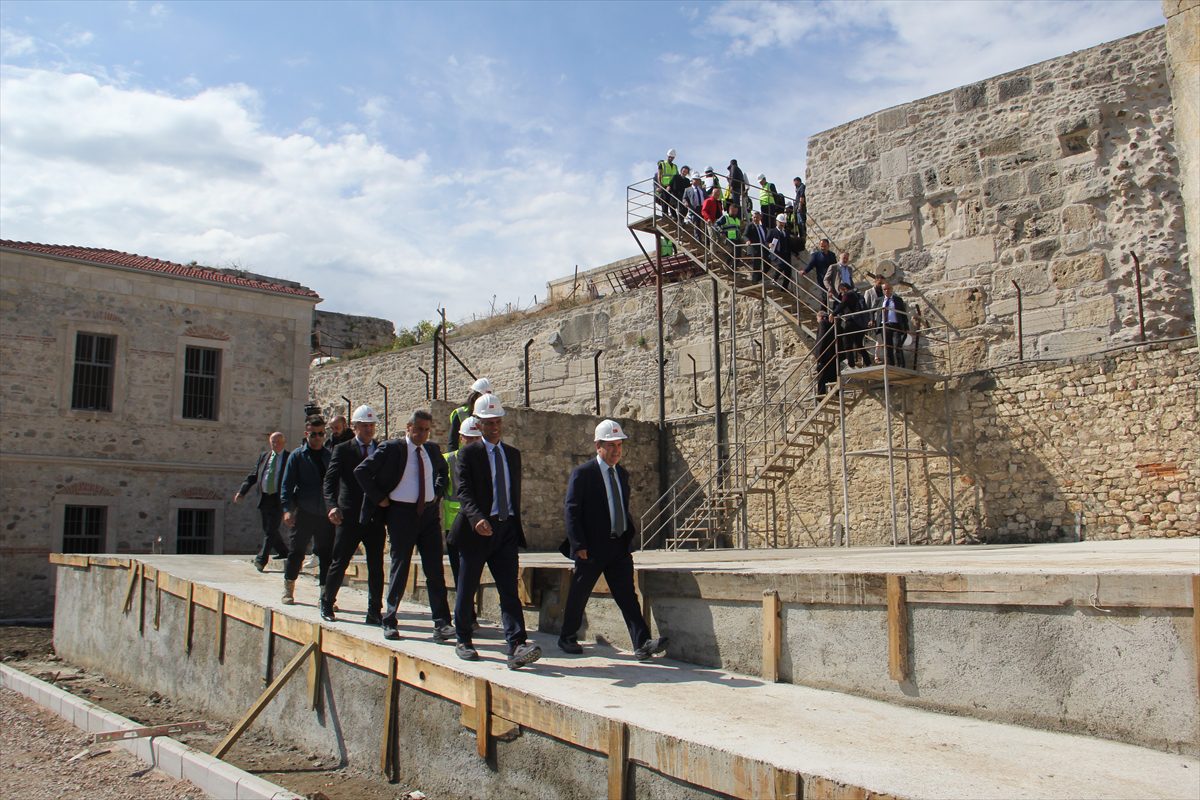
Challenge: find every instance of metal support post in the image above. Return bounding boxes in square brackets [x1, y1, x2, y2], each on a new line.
[656, 234, 668, 507]
[838, 380, 851, 546]
[376, 382, 389, 439]
[902, 395, 913, 546]
[524, 338, 534, 407]
[711, 278, 727, 485]
[593, 350, 603, 415]
[882, 367, 899, 547]
[943, 384, 958, 545]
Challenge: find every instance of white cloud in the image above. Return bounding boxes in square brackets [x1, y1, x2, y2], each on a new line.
[1, 29, 38, 58]
[63, 29, 94, 48]
[0, 66, 631, 328]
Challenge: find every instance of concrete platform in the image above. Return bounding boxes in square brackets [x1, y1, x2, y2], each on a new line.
[49, 542, 1200, 799]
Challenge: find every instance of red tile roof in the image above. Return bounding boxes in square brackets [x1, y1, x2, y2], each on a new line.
[1, 240, 321, 300]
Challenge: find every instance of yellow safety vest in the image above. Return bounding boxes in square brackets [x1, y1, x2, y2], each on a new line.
[659, 160, 678, 187]
[721, 215, 742, 241]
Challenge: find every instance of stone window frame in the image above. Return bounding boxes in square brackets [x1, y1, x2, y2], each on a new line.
[59, 319, 128, 420]
[167, 498, 225, 555]
[171, 335, 232, 426]
[51, 494, 118, 554]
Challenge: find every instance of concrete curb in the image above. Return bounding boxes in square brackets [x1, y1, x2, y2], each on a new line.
[0, 663, 303, 800]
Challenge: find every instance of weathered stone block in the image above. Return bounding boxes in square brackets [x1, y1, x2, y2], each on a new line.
[993, 264, 1052, 297]
[980, 133, 1022, 157]
[990, 289, 1061, 318]
[848, 163, 876, 190]
[927, 286, 986, 328]
[1020, 305, 1068, 335]
[896, 173, 924, 200]
[953, 81, 987, 111]
[1061, 204, 1098, 232]
[984, 173, 1024, 203]
[1067, 295, 1116, 328]
[943, 157, 982, 185]
[880, 146, 909, 178]
[865, 221, 912, 254]
[1036, 327, 1109, 358]
[1029, 238, 1060, 260]
[997, 75, 1032, 102]
[1051, 253, 1107, 287]
[876, 106, 910, 133]
[947, 236, 995, 268]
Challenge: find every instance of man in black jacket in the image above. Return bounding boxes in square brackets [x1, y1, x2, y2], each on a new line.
[280, 416, 333, 605]
[321, 405, 386, 624]
[234, 431, 290, 572]
[448, 394, 541, 670]
[875, 283, 910, 368]
[559, 420, 666, 661]
[355, 409, 453, 641]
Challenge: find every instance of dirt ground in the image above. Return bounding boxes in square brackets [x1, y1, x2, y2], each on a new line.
[0, 625, 424, 800]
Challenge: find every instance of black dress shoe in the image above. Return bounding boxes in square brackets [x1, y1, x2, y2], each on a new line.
[319, 606, 336, 623]
[455, 643, 479, 661]
[382, 626, 400, 640]
[633, 636, 669, 661]
[557, 637, 583, 655]
[253, 560, 266, 573]
[365, 612, 382, 626]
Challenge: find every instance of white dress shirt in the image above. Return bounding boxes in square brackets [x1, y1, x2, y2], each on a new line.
[389, 436, 434, 502]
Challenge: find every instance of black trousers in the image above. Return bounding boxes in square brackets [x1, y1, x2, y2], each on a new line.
[283, 509, 333, 583]
[841, 328, 867, 368]
[322, 513, 386, 613]
[383, 503, 451, 628]
[560, 552, 650, 649]
[884, 324, 908, 368]
[454, 518, 526, 650]
[255, 494, 289, 564]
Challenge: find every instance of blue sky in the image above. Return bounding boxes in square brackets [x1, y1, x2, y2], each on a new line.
[0, 0, 1165, 329]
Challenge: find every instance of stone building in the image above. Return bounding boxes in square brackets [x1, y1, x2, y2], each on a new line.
[0, 241, 320, 620]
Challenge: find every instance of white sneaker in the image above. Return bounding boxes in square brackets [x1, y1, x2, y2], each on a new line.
[304, 554, 318, 570]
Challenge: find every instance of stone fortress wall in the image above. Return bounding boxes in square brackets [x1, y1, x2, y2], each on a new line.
[312, 25, 1197, 548]
[806, 26, 1192, 370]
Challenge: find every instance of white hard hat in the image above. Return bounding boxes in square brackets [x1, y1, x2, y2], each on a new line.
[473, 393, 505, 418]
[459, 416, 483, 439]
[666, 148, 676, 158]
[351, 405, 379, 424]
[776, 213, 787, 223]
[471, 377, 492, 394]
[594, 419, 628, 442]
[704, 166, 714, 174]
[757, 173, 767, 182]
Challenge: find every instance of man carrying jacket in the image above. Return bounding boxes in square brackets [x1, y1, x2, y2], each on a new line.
[558, 420, 667, 661]
[280, 415, 333, 605]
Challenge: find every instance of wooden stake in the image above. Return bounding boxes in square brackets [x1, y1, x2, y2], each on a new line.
[473, 677, 490, 758]
[215, 591, 227, 663]
[137, 563, 146, 637]
[122, 560, 138, 613]
[1192, 574, 1200, 700]
[184, 582, 195, 655]
[153, 579, 161, 631]
[887, 574, 909, 682]
[607, 719, 628, 800]
[308, 623, 323, 711]
[772, 768, 800, 800]
[212, 641, 315, 759]
[380, 655, 398, 780]
[261, 609, 274, 686]
[762, 589, 781, 683]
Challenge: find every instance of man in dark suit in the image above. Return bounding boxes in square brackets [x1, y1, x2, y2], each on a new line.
[875, 282, 910, 368]
[355, 409, 453, 642]
[559, 420, 667, 661]
[320, 405, 386, 624]
[448, 394, 542, 670]
[234, 431, 290, 572]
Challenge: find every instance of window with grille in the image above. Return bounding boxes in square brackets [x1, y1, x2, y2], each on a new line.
[182, 346, 221, 420]
[71, 333, 115, 411]
[176, 508, 214, 554]
[63, 505, 106, 553]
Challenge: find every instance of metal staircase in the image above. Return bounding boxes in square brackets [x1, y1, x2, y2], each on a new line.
[628, 176, 954, 550]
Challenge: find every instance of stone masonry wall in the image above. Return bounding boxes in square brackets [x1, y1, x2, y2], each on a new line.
[751, 340, 1197, 548]
[806, 26, 1193, 370]
[313, 309, 395, 358]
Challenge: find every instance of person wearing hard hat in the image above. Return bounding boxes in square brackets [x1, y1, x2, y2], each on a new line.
[758, 173, 780, 233]
[656, 148, 680, 219]
[766, 212, 793, 289]
[447, 394, 542, 670]
[354, 410, 454, 642]
[234, 431, 290, 572]
[320, 405, 386, 624]
[702, 166, 721, 196]
[683, 174, 706, 227]
[558, 420, 667, 661]
[449, 377, 491, 451]
[442, 415, 483, 594]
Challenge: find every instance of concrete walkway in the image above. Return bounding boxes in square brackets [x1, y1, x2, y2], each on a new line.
[139, 551, 1200, 800]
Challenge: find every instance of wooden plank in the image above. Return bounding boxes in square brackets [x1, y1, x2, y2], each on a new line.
[408, 560, 419, 596]
[224, 595, 260, 628]
[122, 561, 139, 613]
[273, 612, 311, 644]
[321, 628, 393, 675]
[1192, 574, 1200, 700]
[215, 591, 227, 663]
[380, 655, 397, 780]
[184, 582, 195, 655]
[308, 624, 323, 711]
[138, 562, 146, 637]
[805, 774, 899, 800]
[153, 579, 161, 631]
[88, 555, 130, 568]
[762, 590, 781, 683]
[473, 677, 490, 758]
[57, 554, 89, 569]
[772, 768, 801, 800]
[490, 685, 607, 753]
[94, 721, 207, 742]
[636, 569, 650, 626]
[48, 553, 72, 566]
[886, 575, 909, 682]
[393, 650, 472, 704]
[458, 705, 520, 740]
[212, 641, 315, 759]
[607, 720, 628, 800]
[518, 567, 535, 606]
[192, 583, 220, 611]
[906, 572, 1194, 609]
[261, 609, 274, 686]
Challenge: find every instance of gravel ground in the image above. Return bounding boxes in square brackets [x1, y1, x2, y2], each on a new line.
[0, 686, 205, 800]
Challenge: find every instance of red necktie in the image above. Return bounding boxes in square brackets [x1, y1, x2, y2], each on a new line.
[416, 447, 426, 515]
